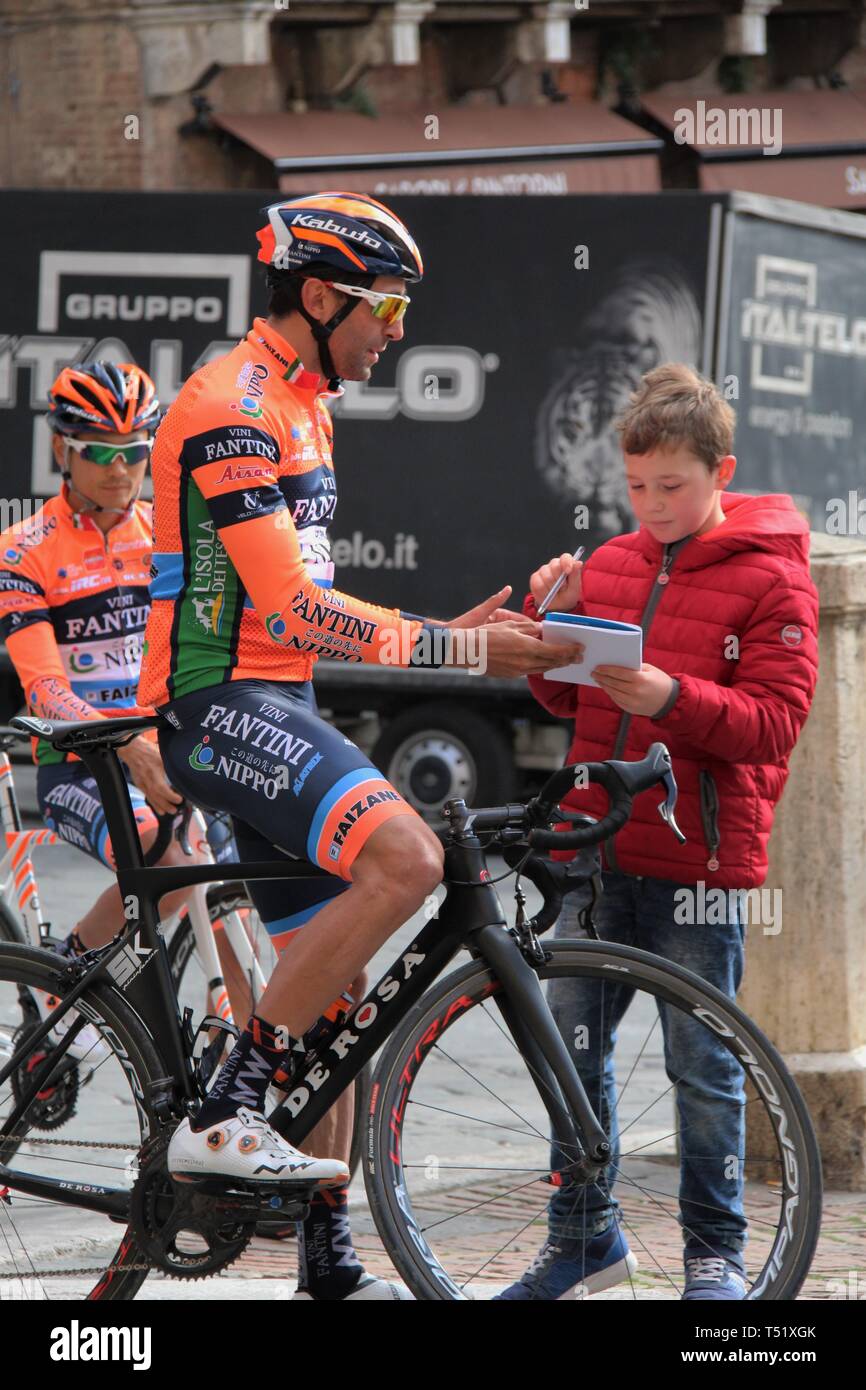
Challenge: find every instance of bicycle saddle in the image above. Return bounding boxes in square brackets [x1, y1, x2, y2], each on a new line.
[11, 713, 164, 749]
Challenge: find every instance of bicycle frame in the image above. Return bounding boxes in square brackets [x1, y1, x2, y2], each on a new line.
[0, 739, 611, 1222]
[0, 737, 265, 1026]
[0, 747, 57, 947]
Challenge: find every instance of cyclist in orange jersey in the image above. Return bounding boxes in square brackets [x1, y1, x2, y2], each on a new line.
[139, 193, 575, 1298]
[0, 363, 211, 979]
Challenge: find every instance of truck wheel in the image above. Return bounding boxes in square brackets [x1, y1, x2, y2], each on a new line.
[371, 704, 516, 819]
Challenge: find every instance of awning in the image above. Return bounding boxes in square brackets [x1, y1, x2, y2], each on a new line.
[698, 153, 866, 206]
[641, 89, 866, 208]
[213, 104, 662, 195]
[277, 156, 659, 196]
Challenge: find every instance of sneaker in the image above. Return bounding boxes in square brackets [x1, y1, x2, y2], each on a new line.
[34, 992, 110, 1066]
[168, 1106, 349, 1188]
[494, 1224, 638, 1300]
[293, 1274, 413, 1301]
[682, 1247, 747, 1300]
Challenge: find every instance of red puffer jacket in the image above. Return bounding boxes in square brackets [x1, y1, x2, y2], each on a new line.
[524, 493, 819, 888]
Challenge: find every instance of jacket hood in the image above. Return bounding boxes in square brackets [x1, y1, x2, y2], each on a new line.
[635, 492, 812, 571]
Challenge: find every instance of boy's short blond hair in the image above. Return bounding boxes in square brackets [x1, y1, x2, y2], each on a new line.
[615, 363, 735, 469]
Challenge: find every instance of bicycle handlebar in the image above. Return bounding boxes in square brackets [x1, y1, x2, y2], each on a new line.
[445, 742, 685, 853]
[528, 761, 634, 850]
[526, 743, 684, 851]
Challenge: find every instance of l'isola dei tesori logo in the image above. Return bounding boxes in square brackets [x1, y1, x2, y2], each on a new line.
[188, 734, 215, 771]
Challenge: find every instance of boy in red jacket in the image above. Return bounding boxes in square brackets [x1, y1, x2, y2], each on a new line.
[499, 364, 818, 1301]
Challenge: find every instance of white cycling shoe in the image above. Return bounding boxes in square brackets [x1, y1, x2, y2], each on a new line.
[168, 1106, 349, 1188]
[293, 1275, 413, 1301]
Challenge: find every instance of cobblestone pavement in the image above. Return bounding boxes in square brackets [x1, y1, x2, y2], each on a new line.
[198, 1178, 866, 1295]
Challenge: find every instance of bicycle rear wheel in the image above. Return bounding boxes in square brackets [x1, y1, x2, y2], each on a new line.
[365, 939, 821, 1301]
[0, 942, 164, 1299]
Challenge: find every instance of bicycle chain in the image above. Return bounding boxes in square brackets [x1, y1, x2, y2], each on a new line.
[0, 1134, 151, 1277]
[0, 1133, 136, 1149]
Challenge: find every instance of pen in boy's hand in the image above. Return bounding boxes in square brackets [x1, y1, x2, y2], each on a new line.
[537, 547, 585, 617]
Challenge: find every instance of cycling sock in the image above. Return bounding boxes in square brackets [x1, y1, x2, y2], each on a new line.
[193, 1015, 287, 1131]
[297, 1186, 364, 1299]
[271, 990, 355, 1091]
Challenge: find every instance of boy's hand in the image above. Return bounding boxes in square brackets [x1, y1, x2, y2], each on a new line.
[530, 554, 583, 612]
[591, 663, 674, 716]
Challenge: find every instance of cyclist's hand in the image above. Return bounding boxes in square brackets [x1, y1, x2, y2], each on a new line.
[448, 625, 581, 677]
[447, 585, 514, 628]
[529, 553, 584, 612]
[118, 735, 183, 816]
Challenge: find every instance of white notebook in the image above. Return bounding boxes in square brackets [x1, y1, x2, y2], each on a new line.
[541, 611, 642, 687]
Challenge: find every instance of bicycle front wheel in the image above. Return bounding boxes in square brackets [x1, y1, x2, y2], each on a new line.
[365, 939, 821, 1301]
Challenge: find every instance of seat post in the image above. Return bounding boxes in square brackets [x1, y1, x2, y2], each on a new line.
[76, 745, 145, 873]
[74, 744, 165, 943]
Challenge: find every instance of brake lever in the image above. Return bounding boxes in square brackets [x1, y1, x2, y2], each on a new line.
[657, 765, 686, 844]
[177, 802, 195, 857]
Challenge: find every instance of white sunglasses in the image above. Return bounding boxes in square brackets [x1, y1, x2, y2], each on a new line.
[324, 282, 411, 325]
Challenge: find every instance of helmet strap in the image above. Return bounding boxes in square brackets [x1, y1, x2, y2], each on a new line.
[294, 296, 361, 392]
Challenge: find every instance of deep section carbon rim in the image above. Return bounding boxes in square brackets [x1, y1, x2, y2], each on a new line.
[0, 944, 162, 1299]
[366, 939, 821, 1301]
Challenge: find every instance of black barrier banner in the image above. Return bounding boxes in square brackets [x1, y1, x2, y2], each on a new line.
[721, 211, 866, 536]
[0, 191, 718, 616]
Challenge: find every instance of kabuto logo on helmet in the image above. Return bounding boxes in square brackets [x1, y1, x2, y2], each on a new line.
[291, 214, 383, 251]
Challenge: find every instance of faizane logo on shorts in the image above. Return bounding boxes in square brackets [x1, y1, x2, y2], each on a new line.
[50, 1320, 152, 1371]
[330, 789, 402, 853]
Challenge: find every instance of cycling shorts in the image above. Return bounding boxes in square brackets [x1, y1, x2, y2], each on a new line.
[37, 762, 158, 870]
[157, 679, 418, 944]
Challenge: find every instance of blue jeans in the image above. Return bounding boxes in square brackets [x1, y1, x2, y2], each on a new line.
[546, 871, 747, 1255]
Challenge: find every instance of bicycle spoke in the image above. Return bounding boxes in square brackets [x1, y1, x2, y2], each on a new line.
[407, 1097, 544, 1143]
[419, 1173, 552, 1235]
[426, 1044, 552, 1146]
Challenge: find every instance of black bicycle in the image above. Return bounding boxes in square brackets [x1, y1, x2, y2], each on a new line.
[0, 714, 821, 1300]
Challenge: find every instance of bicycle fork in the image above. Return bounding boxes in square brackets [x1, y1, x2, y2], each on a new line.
[472, 924, 611, 1180]
[442, 835, 610, 1179]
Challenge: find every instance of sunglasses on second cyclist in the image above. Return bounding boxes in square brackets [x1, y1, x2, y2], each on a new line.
[324, 281, 411, 326]
[64, 438, 154, 468]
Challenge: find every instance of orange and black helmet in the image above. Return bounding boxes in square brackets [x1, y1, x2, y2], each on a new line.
[48, 362, 161, 436]
[256, 191, 424, 283]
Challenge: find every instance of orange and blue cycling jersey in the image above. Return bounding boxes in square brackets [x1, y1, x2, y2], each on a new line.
[0, 489, 153, 765]
[142, 317, 445, 892]
[139, 317, 443, 709]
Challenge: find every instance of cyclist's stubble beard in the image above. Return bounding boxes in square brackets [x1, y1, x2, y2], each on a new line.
[327, 315, 391, 382]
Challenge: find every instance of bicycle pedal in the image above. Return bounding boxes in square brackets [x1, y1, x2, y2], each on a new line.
[170, 1174, 314, 1224]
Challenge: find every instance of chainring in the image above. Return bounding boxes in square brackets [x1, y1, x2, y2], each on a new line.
[129, 1131, 257, 1279]
[10, 1022, 79, 1131]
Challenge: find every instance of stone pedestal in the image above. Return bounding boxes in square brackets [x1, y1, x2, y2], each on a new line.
[740, 534, 866, 1189]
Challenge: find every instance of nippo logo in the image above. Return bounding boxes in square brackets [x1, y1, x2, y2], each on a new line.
[266, 612, 288, 642]
[780, 624, 803, 647]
